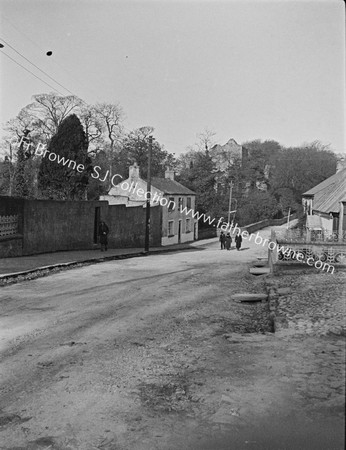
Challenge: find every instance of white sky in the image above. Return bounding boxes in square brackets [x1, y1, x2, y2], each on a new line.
[0, 0, 345, 155]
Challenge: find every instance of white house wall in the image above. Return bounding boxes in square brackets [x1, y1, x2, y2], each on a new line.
[161, 194, 196, 246]
[103, 172, 197, 246]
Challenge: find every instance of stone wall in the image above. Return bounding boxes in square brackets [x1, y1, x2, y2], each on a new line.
[21, 199, 108, 255]
[106, 203, 161, 249]
[242, 213, 298, 235]
[197, 228, 217, 240]
[0, 236, 23, 258]
[0, 196, 162, 257]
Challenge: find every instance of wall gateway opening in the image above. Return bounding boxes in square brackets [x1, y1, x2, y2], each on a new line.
[94, 207, 100, 243]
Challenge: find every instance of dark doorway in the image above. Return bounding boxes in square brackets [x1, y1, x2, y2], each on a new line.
[94, 207, 100, 243]
[178, 220, 182, 243]
[332, 215, 339, 233]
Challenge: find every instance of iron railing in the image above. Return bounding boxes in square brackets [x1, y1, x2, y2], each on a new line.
[0, 215, 19, 237]
[275, 228, 346, 243]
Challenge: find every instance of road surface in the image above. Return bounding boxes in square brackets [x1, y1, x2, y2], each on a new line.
[0, 231, 344, 449]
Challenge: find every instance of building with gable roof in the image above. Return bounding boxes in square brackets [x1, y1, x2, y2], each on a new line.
[302, 160, 346, 241]
[101, 163, 198, 246]
[272, 160, 346, 267]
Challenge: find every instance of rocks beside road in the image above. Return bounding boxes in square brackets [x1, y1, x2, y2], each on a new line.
[265, 265, 345, 423]
[267, 266, 346, 337]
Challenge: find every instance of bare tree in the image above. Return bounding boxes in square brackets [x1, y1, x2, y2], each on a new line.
[4, 110, 34, 143]
[79, 105, 105, 153]
[21, 93, 83, 141]
[93, 102, 125, 153]
[196, 127, 217, 152]
[128, 126, 154, 141]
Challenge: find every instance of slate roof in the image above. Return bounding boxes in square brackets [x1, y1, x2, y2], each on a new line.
[151, 177, 196, 196]
[303, 168, 346, 213]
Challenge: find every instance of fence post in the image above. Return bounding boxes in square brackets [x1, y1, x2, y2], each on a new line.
[268, 229, 276, 274]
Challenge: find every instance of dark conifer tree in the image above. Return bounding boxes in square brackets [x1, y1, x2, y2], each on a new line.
[38, 114, 91, 200]
[13, 136, 29, 197]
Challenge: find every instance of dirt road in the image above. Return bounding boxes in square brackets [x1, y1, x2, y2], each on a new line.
[0, 236, 344, 450]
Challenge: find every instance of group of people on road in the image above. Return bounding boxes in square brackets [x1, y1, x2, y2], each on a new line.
[99, 221, 243, 254]
[219, 231, 242, 251]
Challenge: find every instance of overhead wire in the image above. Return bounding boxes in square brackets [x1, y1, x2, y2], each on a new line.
[0, 22, 217, 147]
[0, 37, 76, 96]
[0, 51, 65, 95]
[0, 54, 142, 149]
[1, 23, 335, 152]
[1, 14, 94, 97]
[1, 14, 49, 54]
[1, 15, 130, 113]
[0, 38, 129, 127]
[0, 43, 335, 153]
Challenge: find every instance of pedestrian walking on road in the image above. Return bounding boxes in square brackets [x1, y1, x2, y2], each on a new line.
[99, 221, 109, 251]
[225, 233, 232, 250]
[219, 231, 226, 250]
[235, 232, 242, 251]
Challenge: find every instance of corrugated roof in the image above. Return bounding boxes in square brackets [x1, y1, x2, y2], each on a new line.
[303, 169, 346, 195]
[303, 169, 346, 214]
[306, 215, 333, 230]
[151, 177, 196, 195]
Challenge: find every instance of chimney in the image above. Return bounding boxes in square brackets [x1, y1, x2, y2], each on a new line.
[129, 162, 139, 182]
[336, 156, 346, 173]
[165, 168, 175, 180]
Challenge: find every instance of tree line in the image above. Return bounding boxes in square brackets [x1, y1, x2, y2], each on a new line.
[0, 93, 338, 225]
[0, 93, 175, 200]
[176, 132, 337, 226]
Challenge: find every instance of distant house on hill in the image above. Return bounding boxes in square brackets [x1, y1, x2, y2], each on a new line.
[302, 159, 346, 241]
[210, 138, 244, 172]
[209, 138, 269, 193]
[101, 163, 198, 246]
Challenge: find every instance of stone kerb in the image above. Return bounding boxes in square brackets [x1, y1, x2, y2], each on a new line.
[266, 282, 292, 333]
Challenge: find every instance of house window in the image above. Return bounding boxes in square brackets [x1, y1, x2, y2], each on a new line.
[178, 197, 183, 210]
[186, 197, 191, 208]
[168, 220, 174, 236]
[186, 218, 191, 233]
[168, 197, 175, 211]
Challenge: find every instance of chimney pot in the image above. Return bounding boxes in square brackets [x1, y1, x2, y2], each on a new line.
[165, 168, 175, 180]
[129, 162, 139, 181]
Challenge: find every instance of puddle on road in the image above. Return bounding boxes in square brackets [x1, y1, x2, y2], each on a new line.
[0, 413, 31, 429]
[4, 437, 60, 450]
[210, 303, 274, 335]
[139, 379, 190, 413]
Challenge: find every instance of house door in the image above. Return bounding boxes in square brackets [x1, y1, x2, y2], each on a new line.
[94, 207, 100, 243]
[178, 220, 182, 243]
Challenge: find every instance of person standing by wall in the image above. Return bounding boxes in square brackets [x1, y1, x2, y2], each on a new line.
[225, 232, 232, 250]
[235, 232, 242, 251]
[99, 221, 109, 251]
[219, 231, 226, 250]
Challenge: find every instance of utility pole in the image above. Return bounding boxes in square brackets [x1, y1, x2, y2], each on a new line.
[287, 207, 291, 229]
[7, 143, 13, 196]
[227, 181, 233, 228]
[144, 135, 153, 253]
